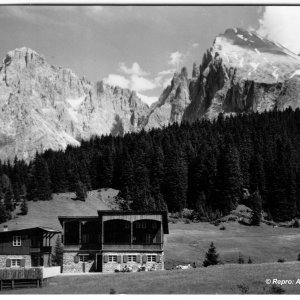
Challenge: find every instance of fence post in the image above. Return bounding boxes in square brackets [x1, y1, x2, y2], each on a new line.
[0, 280, 2, 291]
[11, 279, 14, 289]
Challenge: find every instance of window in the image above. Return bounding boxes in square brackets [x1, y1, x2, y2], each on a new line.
[136, 223, 141, 229]
[152, 222, 158, 228]
[128, 255, 136, 262]
[146, 234, 153, 244]
[108, 255, 117, 262]
[141, 222, 146, 229]
[11, 259, 21, 267]
[79, 255, 89, 262]
[13, 236, 21, 246]
[147, 255, 156, 262]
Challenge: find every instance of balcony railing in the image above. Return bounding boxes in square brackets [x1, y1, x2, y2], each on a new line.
[30, 246, 52, 253]
[102, 243, 163, 250]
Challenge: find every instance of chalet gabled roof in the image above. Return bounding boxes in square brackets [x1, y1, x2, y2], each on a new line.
[0, 226, 61, 235]
[57, 216, 99, 226]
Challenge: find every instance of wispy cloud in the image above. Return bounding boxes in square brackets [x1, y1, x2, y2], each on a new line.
[119, 62, 149, 76]
[168, 51, 184, 69]
[257, 6, 300, 54]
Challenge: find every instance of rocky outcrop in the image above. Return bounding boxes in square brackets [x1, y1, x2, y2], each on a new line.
[145, 67, 191, 130]
[0, 47, 149, 161]
[182, 28, 300, 122]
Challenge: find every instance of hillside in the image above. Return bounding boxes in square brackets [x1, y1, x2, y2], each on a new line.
[3, 262, 300, 294]
[0, 188, 119, 232]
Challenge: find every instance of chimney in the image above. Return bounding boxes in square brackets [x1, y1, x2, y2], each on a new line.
[3, 225, 8, 232]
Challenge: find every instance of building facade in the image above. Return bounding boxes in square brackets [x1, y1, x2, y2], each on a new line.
[0, 227, 60, 269]
[58, 211, 169, 273]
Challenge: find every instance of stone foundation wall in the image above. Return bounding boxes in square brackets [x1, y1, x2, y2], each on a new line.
[0, 255, 31, 268]
[102, 252, 164, 273]
[62, 252, 96, 273]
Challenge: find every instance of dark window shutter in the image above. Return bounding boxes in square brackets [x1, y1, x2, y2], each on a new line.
[136, 255, 140, 263]
[123, 255, 128, 263]
[61, 235, 64, 244]
[142, 255, 147, 263]
[21, 259, 26, 267]
[103, 255, 108, 263]
[6, 259, 11, 267]
[156, 255, 160, 263]
[117, 255, 121, 263]
[74, 256, 79, 263]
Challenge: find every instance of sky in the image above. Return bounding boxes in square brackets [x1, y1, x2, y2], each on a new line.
[0, 5, 299, 105]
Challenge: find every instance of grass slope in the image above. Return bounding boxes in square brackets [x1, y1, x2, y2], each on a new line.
[1, 188, 119, 231]
[165, 222, 300, 268]
[3, 262, 300, 294]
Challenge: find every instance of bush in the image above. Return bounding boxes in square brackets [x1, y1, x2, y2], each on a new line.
[248, 257, 253, 264]
[182, 208, 194, 220]
[268, 284, 285, 294]
[219, 225, 226, 230]
[237, 283, 249, 294]
[109, 288, 117, 294]
[297, 253, 300, 261]
[184, 218, 191, 224]
[277, 258, 285, 263]
[238, 253, 244, 264]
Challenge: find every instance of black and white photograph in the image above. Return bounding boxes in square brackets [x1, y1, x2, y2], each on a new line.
[0, 0, 300, 295]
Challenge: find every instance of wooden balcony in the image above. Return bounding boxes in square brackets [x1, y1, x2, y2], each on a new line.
[102, 243, 163, 251]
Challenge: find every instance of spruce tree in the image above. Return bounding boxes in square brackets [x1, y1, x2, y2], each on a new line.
[52, 235, 64, 267]
[238, 252, 244, 264]
[250, 190, 262, 226]
[203, 242, 220, 267]
[0, 201, 9, 223]
[4, 187, 14, 211]
[20, 198, 28, 215]
[75, 181, 87, 201]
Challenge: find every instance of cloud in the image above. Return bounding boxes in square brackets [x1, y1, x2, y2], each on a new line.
[103, 74, 130, 89]
[137, 93, 158, 106]
[119, 62, 148, 76]
[257, 6, 300, 54]
[192, 43, 199, 48]
[157, 69, 176, 76]
[162, 77, 173, 88]
[168, 51, 184, 68]
[130, 75, 157, 92]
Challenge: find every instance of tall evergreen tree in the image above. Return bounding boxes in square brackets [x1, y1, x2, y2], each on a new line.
[203, 242, 220, 267]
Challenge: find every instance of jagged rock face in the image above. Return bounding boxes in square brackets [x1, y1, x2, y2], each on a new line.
[0, 47, 149, 161]
[182, 28, 300, 122]
[145, 69, 191, 130]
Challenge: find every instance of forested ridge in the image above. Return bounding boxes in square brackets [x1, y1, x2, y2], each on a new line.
[1, 108, 300, 223]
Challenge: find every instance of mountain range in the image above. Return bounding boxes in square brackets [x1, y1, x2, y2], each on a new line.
[1, 27, 300, 161]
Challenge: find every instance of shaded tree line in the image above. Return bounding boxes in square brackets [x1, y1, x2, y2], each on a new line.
[1, 108, 300, 223]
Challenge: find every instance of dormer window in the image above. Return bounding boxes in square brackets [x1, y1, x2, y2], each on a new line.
[13, 236, 21, 247]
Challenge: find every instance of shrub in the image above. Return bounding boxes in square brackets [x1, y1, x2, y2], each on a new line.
[237, 283, 249, 294]
[277, 258, 285, 263]
[268, 284, 285, 294]
[297, 253, 300, 261]
[182, 208, 194, 220]
[219, 225, 226, 230]
[109, 288, 117, 294]
[238, 253, 244, 264]
[184, 218, 191, 224]
[248, 257, 253, 264]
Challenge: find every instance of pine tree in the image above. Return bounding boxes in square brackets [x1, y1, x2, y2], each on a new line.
[52, 235, 63, 267]
[4, 187, 14, 212]
[20, 198, 28, 215]
[75, 181, 87, 201]
[250, 190, 262, 226]
[0, 201, 9, 223]
[238, 252, 244, 264]
[203, 242, 220, 267]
